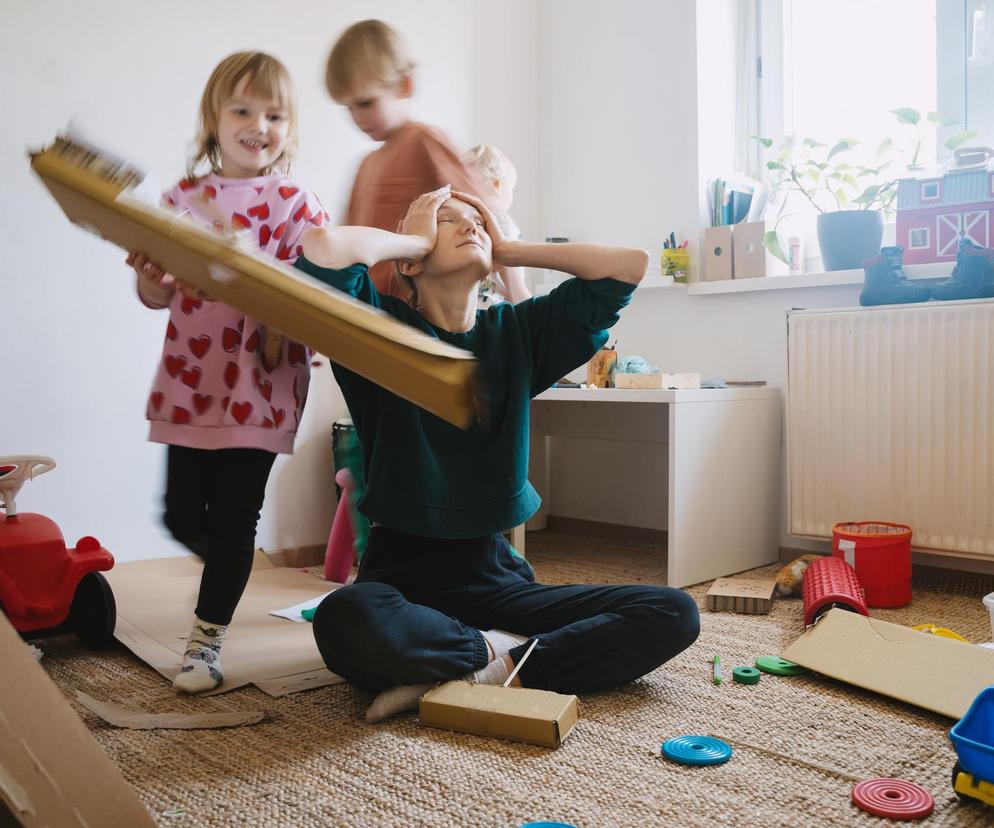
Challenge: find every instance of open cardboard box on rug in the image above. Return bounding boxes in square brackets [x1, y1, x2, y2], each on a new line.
[782, 607, 994, 720]
[106, 548, 344, 697]
[0, 613, 156, 827]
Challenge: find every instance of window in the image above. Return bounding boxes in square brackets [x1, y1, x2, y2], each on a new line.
[909, 227, 931, 248]
[752, 1, 994, 164]
[921, 181, 942, 200]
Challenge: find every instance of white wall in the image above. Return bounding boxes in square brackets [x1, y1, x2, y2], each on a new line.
[1, 0, 538, 561]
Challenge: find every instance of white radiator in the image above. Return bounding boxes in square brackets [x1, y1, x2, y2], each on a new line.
[787, 300, 994, 559]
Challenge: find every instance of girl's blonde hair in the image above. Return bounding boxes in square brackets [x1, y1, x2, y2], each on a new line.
[464, 144, 517, 190]
[326, 19, 416, 101]
[188, 51, 297, 179]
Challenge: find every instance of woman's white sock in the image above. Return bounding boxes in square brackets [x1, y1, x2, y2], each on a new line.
[365, 629, 526, 722]
[481, 628, 527, 660]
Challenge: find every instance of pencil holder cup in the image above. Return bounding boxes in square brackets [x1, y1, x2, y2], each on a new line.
[660, 249, 690, 283]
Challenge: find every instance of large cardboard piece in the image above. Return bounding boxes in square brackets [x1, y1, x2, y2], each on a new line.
[106, 555, 344, 697]
[0, 614, 156, 827]
[781, 608, 994, 719]
[419, 681, 579, 748]
[30, 139, 477, 428]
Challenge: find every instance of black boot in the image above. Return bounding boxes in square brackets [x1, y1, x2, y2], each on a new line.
[859, 246, 931, 306]
[931, 238, 994, 300]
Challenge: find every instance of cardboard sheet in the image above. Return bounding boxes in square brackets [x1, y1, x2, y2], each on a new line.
[76, 691, 264, 730]
[106, 555, 345, 697]
[30, 141, 479, 429]
[781, 608, 994, 719]
[0, 614, 155, 827]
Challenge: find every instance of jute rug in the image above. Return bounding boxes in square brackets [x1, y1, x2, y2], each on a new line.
[38, 533, 994, 827]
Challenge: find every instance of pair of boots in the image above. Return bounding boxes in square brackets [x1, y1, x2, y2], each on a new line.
[860, 240, 994, 307]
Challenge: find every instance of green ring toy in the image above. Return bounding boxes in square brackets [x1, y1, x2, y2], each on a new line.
[755, 656, 806, 676]
[732, 666, 761, 685]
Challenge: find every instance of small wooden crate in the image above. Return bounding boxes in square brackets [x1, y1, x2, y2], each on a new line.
[705, 577, 777, 614]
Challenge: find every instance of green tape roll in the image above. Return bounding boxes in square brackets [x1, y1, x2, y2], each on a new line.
[755, 656, 806, 676]
[732, 666, 761, 685]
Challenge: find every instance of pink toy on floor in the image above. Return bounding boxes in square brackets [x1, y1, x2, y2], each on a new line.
[323, 469, 356, 583]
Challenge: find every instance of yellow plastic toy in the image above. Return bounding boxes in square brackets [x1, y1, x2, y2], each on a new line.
[912, 623, 969, 643]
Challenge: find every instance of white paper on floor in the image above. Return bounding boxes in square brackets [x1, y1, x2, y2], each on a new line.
[269, 592, 335, 623]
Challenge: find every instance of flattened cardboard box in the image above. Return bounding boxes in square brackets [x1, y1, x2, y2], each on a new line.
[419, 681, 579, 748]
[107, 551, 344, 696]
[0, 614, 155, 827]
[782, 607, 994, 719]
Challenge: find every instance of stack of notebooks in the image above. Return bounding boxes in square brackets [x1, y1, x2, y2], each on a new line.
[706, 175, 767, 227]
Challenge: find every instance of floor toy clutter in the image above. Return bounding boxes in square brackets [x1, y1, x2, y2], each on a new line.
[0, 455, 116, 646]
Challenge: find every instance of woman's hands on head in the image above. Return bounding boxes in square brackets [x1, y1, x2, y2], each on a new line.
[399, 185, 451, 261]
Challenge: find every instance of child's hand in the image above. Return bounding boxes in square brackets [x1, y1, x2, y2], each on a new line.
[449, 191, 510, 264]
[127, 251, 175, 291]
[399, 186, 451, 259]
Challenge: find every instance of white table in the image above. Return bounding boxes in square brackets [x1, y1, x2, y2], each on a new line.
[518, 387, 782, 588]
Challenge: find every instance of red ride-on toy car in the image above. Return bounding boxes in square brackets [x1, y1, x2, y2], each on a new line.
[0, 455, 116, 646]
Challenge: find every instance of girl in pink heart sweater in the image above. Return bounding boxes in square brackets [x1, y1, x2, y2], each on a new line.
[129, 51, 327, 693]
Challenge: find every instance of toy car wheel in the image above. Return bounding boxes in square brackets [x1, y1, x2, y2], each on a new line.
[952, 762, 965, 800]
[68, 572, 116, 648]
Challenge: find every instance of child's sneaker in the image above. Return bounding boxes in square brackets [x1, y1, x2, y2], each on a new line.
[931, 239, 994, 301]
[859, 246, 931, 306]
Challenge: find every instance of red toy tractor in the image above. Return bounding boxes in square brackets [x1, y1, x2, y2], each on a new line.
[0, 455, 116, 646]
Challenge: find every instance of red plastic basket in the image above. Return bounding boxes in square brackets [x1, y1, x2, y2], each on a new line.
[832, 521, 912, 608]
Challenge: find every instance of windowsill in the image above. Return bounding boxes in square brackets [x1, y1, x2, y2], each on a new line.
[686, 262, 952, 295]
[533, 266, 683, 296]
[534, 263, 953, 296]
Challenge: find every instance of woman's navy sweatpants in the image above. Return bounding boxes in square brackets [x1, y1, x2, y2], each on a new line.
[312, 526, 700, 693]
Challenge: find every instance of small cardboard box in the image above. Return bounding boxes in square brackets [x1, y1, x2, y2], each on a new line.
[703, 225, 734, 280]
[706, 577, 777, 614]
[614, 372, 662, 389]
[732, 221, 790, 278]
[419, 681, 579, 748]
[781, 607, 994, 719]
[614, 372, 701, 390]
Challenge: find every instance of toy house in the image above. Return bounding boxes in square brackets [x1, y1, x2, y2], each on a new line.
[896, 167, 994, 264]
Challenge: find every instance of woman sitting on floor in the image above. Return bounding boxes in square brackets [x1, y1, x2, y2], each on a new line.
[295, 185, 700, 721]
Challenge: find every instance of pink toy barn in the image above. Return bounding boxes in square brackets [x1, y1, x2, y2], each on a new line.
[896, 168, 994, 264]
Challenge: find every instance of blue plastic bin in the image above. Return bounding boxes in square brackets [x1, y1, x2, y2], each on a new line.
[950, 685, 994, 782]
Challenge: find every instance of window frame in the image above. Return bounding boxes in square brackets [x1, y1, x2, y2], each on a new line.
[754, 0, 969, 170]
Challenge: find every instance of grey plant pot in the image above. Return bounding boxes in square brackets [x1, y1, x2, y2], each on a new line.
[816, 210, 884, 271]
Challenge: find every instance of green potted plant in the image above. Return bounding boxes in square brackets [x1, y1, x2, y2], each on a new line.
[755, 109, 976, 271]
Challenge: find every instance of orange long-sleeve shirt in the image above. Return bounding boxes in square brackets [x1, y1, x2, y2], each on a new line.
[346, 121, 496, 300]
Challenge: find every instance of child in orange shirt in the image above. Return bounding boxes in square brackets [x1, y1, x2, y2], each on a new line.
[325, 19, 498, 302]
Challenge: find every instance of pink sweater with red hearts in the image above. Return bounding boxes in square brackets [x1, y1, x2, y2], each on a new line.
[140, 173, 328, 454]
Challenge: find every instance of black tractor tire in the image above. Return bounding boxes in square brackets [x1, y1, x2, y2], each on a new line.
[68, 572, 116, 648]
